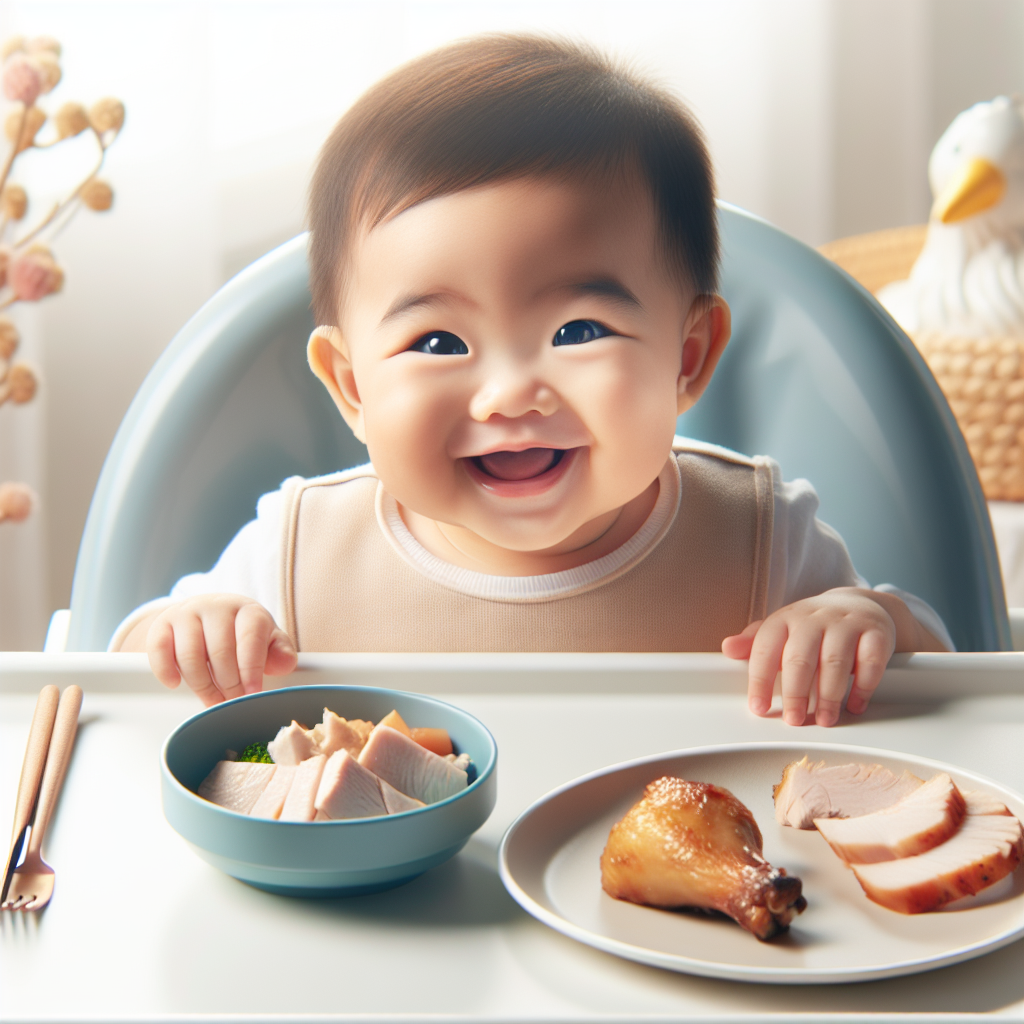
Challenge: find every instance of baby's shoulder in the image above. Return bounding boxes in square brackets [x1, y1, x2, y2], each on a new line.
[274, 463, 379, 511]
[247, 464, 379, 528]
[670, 437, 780, 522]
[284, 463, 378, 490]
[671, 438, 830, 527]
[671, 436, 773, 472]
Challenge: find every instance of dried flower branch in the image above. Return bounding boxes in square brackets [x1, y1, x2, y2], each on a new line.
[0, 35, 124, 523]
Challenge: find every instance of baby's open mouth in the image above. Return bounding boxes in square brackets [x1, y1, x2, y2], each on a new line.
[472, 447, 566, 481]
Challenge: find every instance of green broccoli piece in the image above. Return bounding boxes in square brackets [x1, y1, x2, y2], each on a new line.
[237, 741, 274, 764]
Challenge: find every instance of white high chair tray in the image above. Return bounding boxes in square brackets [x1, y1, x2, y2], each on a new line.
[2, 651, 1023, 1022]
[500, 741, 1024, 985]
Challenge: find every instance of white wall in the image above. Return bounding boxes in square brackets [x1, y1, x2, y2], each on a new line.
[0, 0, 1021, 649]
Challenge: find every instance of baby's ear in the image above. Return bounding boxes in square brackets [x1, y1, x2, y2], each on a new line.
[677, 296, 731, 414]
[307, 326, 366, 442]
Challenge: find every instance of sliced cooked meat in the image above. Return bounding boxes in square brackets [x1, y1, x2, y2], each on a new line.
[250, 764, 297, 820]
[279, 754, 327, 822]
[379, 778, 425, 814]
[198, 761, 275, 814]
[774, 756, 923, 829]
[963, 789, 1012, 816]
[315, 750, 387, 820]
[358, 725, 468, 805]
[814, 773, 966, 863]
[601, 777, 806, 942]
[850, 811, 1023, 913]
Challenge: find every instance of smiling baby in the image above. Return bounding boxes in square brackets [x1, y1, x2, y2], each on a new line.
[115, 35, 950, 722]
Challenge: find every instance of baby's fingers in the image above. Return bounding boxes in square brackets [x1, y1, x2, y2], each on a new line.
[778, 624, 826, 726]
[147, 617, 182, 690]
[722, 620, 760, 662]
[265, 630, 297, 677]
[847, 628, 892, 714]
[235, 605, 272, 693]
[234, 605, 293, 692]
[746, 619, 787, 717]
[814, 630, 857, 727]
[164, 616, 223, 706]
[204, 612, 246, 702]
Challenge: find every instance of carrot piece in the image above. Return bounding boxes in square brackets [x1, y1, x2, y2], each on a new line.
[379, 709, 411, 736]
[410, 727, 453, 757]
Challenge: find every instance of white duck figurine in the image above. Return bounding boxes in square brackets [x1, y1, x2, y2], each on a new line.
[879, 95, 1024, 337]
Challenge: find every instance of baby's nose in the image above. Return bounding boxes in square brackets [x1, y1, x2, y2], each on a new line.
[468, 366, 559, 421]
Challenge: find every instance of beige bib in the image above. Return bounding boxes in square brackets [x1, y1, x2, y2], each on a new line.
[280, 442, 774, 652]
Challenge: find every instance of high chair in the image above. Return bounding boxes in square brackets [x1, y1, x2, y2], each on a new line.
[58, 203, 1011, 653]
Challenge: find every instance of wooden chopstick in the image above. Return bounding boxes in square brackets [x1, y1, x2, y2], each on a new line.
[1, 686, 60, 903]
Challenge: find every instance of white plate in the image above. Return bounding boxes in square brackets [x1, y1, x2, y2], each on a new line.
[498, 741, 1024, 984]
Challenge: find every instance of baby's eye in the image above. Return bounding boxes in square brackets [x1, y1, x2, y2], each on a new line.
[553, 320, 611, 346]
[408, 331, 468, 355]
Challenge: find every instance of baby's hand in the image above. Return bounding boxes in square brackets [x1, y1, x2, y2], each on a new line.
[722, 588, 904, 727]
[146, 595, 297, 706]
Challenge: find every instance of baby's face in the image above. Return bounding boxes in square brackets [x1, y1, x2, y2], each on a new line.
[316, 175, 724, 556]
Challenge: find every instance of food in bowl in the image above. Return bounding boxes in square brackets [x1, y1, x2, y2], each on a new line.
[197, 706, 473, 822]
[161, 684, 497, 896]
[600, 777, 806, 941]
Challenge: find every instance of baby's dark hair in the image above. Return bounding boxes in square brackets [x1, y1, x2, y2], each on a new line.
[308, 35, 718, 325]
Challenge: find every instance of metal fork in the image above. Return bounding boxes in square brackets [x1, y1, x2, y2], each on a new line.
[2, 685, 82, 911]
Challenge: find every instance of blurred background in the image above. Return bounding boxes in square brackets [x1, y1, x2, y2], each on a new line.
[0, 0, 1021, 650]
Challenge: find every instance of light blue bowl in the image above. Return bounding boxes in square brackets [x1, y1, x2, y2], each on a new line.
[161, 684, 497, 897]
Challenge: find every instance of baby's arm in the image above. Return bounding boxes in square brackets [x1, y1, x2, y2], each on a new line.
[723, 588, 946, 727]
[111, 482, 299, 705]
[116, 595, 296, 706]
[723, 466, 949, 726]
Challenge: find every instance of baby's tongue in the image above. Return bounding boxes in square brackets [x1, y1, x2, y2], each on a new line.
[479, 448, 558, 481]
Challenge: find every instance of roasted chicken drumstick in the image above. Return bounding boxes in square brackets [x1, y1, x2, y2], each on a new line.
[601, 777, 807, 941]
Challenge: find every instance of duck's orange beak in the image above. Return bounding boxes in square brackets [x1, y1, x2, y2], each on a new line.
[931, 156, 1007, 224]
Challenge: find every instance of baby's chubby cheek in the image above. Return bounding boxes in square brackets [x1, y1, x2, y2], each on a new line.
[356, 376, 469, 518]
[582, 360, 679, 493]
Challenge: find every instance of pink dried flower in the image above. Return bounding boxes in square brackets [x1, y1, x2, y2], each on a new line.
[10, 247, 63, 301]
[3, 53, 42, 106]
[0, 481, 35, 523]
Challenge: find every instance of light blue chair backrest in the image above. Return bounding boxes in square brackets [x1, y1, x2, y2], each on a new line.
[67, 204, 1011, 652]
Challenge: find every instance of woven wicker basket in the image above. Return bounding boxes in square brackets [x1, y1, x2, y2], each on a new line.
[819, 226, 1024, 502]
